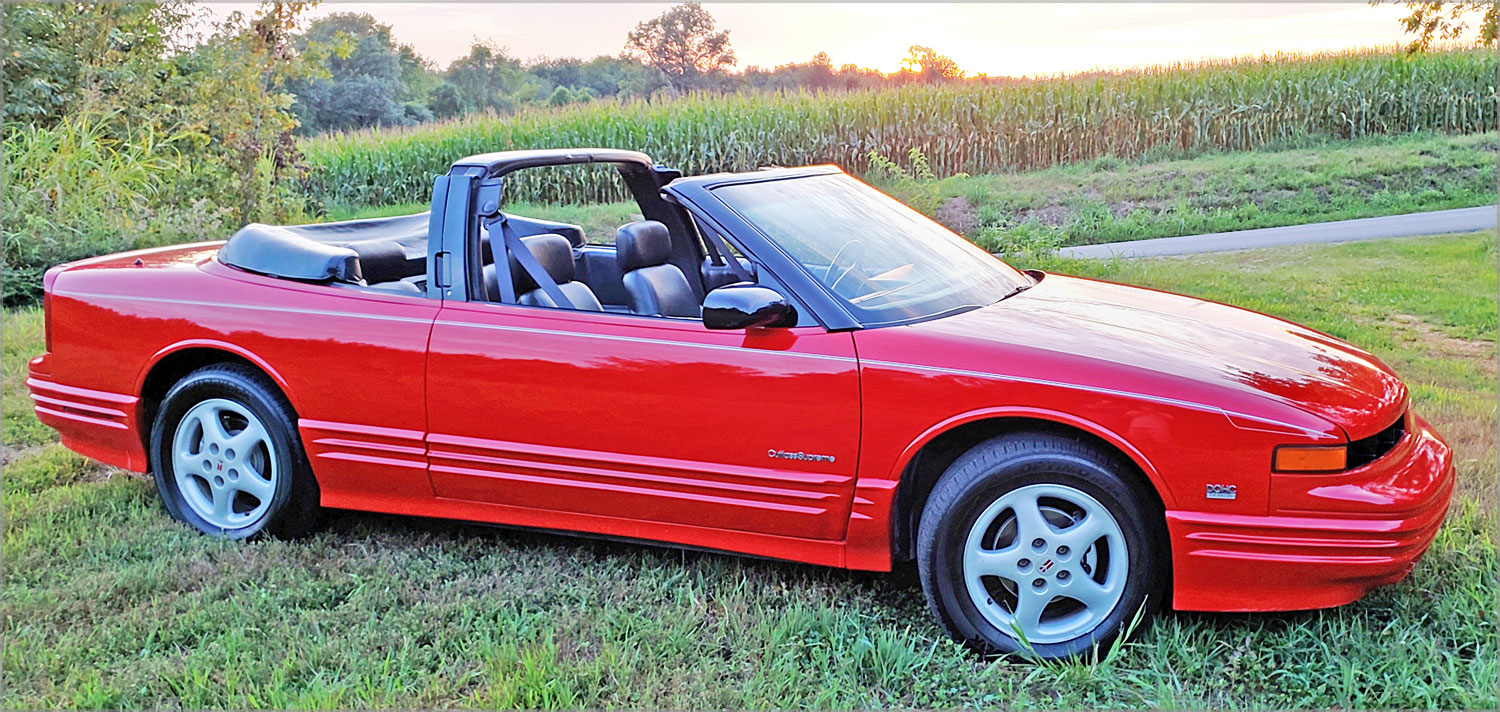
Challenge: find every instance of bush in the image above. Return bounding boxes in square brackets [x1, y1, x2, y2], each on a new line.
[1, 4, 320, 306]
[1, 113, 219, 302]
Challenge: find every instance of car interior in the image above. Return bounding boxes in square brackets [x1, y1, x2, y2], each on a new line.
[216, 156, 789, 323]
[474, 216, 717, 317]
[217, 207, 760, 320]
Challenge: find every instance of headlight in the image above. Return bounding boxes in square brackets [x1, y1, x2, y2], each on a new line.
[1273, 445, 1347, 473]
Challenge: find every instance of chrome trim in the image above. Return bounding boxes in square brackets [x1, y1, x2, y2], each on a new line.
[55, 291, 435, 324]
[858, 358, 1330, 437]
[434, 319, 857, 364]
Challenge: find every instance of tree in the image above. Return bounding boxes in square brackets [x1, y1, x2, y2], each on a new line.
[750, 52, 836, 92]
[901, 45, 965, 83]
[427, 81, 465, 119]
[289, 13, 421, 133]
[443, 41, 542, 114]
[180, 2, 325, 221]
[1372, 1, 1498, 51]
[2, 3, 193, 126]
[623, 2, 735, 92]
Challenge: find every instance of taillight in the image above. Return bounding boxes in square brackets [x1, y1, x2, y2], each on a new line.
[41, 265, 61, 354]
[43, 290, 53, 353]
[1273, 445, 1347, 473]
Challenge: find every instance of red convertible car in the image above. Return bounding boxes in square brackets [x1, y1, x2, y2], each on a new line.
[29, 149, 1453, 659]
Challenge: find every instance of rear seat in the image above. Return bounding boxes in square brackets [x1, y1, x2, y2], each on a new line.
[340, 239, 423, 293]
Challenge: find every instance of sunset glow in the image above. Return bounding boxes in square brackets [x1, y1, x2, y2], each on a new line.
[204, 2, 1415, 77]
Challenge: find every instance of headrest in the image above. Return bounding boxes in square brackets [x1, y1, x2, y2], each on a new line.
[339, 240, 407, 285]
[508, 234, 576, 293]
[616, 220, 672, 272]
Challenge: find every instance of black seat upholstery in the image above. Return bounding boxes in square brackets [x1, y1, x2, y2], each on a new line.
[340, 240, 421, 293]
[483, 233, 602, 311]
[616, 221, 699, 318]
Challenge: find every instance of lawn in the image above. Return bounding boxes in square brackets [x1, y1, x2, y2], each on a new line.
[2, 233, 1494, 708]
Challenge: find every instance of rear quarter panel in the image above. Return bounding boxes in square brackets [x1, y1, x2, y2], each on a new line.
[35, 244, 440, 504]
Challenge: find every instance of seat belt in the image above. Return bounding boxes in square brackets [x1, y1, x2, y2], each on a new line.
[699, 222, 754, 283]
[488, 221, 518, 304]
[487, 215, 576, 310]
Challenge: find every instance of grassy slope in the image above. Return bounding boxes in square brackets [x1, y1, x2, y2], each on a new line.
[2, 233, 1494, 708]
[908, 132, 1498, 250]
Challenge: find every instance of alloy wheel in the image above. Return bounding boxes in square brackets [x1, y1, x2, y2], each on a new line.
[961, 483, 1128, 644]
[171, 398, 279, 530]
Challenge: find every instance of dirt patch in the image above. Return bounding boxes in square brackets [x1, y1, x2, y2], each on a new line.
[1385, 314, 1496, 378]
[76, 462, 121, 484]
[1014, 204, 1072, 226]
[1108, 198, 1170, 218]
[934, 196, 978, 235]
[0, 443, 46, 467]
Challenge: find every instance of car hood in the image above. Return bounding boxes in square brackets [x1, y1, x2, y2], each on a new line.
[899, 273, 1407, 439]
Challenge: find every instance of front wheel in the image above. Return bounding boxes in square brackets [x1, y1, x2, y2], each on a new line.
[149, 363, 320, 539]
[917, 432, 1165, 659]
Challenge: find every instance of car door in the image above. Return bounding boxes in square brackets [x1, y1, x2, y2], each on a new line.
[424, 302, 861, 541]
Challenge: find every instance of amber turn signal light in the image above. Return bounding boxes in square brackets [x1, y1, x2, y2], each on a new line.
[1273, 445, 1348, 473]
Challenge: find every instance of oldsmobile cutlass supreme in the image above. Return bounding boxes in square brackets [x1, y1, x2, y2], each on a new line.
[29, 149, 1454, 659]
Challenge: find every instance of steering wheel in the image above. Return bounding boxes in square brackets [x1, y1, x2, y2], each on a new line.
[823, 239, 867, 297]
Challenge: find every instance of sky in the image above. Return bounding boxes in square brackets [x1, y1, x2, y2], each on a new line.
[204, 2, 1415, 78]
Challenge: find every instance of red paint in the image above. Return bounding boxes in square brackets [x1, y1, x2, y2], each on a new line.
[29, 244, 1454, 613]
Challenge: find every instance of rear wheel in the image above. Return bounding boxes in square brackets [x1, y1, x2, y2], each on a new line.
[149, 364, 319, 539]
[917, 431, 1165, 659]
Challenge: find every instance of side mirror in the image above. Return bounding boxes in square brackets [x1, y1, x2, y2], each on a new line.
[703, 282, 797, 330]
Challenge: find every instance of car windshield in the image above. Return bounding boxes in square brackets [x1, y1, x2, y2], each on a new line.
[713, 173, 1032, 325]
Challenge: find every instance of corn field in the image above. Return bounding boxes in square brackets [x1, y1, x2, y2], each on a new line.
[302, 48, 1498, 207]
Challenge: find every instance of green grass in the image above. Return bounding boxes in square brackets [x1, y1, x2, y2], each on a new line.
[2, 234, 1494, 708]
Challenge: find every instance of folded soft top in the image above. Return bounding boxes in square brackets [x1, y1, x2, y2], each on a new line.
[218, 212, 430, 284]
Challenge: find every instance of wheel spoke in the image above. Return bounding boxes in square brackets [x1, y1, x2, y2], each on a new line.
[225, 419, 266, 454]
[1010, 491, 1053, 542]
[965, 546, 1022, 578]
[234, 469, 274, 501]
[173, 448, 200, 478]
[211, 484, 232, 521]
[202, 407, 233, 444]
[1011, 586, 1051, 635]
[1056, 511, 1108, 550]
[1066, 569, 1119, 611]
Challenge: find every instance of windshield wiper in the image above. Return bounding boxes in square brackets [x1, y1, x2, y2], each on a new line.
[996, 282, 1034, 303]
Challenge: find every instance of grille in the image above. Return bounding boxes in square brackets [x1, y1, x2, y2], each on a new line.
[1347, 413, 1406, 469]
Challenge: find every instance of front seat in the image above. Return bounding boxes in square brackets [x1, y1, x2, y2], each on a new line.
[616, 221, 699, 317]
[483, 233, 602, 311]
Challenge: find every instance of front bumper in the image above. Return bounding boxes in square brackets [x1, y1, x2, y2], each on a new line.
[1167, 413, 1454, 612]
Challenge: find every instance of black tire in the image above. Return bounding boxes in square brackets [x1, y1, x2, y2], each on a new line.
[149, 363, 320, 539]
[916, 431, 1165, 660]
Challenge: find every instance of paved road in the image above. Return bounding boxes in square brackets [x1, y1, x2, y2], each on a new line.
[1057, 206, 1497, 259]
